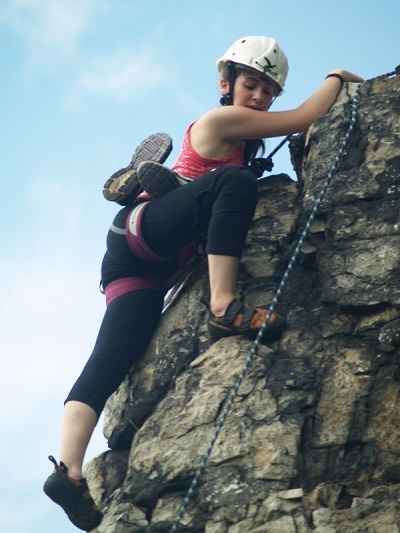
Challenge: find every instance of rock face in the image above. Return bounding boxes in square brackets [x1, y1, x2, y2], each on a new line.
[86, 72, 400, 532]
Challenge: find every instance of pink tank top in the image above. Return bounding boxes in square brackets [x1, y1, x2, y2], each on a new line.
[171, 122, 244, 178]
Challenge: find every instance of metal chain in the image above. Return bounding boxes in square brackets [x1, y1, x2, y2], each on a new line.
[170, 82, 362, 532]
[251, 134, 292, 176]
[385, 64, 400, 77]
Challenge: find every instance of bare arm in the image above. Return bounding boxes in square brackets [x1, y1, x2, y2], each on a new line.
[192, 69, 364, 155]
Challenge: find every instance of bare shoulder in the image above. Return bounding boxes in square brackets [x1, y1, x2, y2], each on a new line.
[193, 106, 251, 137]
[191, 108, 244, 157]
[194, 107, 229, 129]
[193, 105, 301, 144]
[196, 106, 246, 126]
[191, 108, 229, 141]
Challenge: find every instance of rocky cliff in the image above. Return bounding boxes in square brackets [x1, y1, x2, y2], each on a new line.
[87, 71, 400, 532]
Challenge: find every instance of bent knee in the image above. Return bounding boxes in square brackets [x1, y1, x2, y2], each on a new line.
[222, 165, 258, 199]
[212, 165, 258, 192]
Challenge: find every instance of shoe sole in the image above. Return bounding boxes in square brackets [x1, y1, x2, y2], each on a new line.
[102, 165, 138, 201]
[137, 160, 182, 199]
[103, 132, 173, 202]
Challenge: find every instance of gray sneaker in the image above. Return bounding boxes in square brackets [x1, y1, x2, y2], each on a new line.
[137, 160, 191, 199]
[103, 132, 173, 205]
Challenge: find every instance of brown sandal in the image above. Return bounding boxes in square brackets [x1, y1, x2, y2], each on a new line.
[208, 299, 286, 341]
[43, 455, 103, 531]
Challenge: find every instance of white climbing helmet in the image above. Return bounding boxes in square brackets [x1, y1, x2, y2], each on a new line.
[217, 36, 289, 95]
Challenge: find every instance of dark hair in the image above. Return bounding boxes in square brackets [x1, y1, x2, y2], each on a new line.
[220, 65, 267, 165]
[244, 139, 265, 165]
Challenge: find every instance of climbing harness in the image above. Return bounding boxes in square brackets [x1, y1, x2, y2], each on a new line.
[169, 82, 363, 532]
[105, 134, 288, 313]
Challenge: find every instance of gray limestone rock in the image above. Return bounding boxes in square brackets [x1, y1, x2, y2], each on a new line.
[86, 73, 400, 532]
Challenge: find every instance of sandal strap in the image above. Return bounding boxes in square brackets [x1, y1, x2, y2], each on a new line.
[223, 299, 244, 323]
[222, 299, 257, 332]
[236, 304, 256, 332]
[208, 298, 285, 341]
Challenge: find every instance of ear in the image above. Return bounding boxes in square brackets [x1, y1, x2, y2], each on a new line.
[219, 78, 229, 94]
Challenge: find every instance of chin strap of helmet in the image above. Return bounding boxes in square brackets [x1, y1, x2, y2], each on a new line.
[220, 61, 236, 106]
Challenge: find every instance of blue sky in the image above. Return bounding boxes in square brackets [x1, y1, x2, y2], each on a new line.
[0, 1, 399, 531]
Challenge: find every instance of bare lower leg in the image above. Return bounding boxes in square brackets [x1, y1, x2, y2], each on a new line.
[59, 400, 98, 480]
[208, 255, 240, 316]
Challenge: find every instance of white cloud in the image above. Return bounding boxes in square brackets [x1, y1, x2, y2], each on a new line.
[0, 0, 107, 53]
[1, 0, 171, 106]
[70, 48, 166, 104]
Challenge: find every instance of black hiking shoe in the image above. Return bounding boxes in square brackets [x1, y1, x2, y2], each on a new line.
[43, 455, 103, 531]
[137, 160, 191, 198]
[103, 132, 173, 205]
[208, 299, 286, 341]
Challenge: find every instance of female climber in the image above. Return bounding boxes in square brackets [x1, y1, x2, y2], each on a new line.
[43, 35, 363, 531]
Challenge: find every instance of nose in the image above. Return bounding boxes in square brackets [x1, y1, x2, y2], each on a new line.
[252, 88, 263, 102]
[253, 88, 273, 110]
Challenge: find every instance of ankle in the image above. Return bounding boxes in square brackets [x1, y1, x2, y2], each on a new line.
[60, 461, 83, 481]
[68, 470, 83, 482]
[210, 296, 235, 317]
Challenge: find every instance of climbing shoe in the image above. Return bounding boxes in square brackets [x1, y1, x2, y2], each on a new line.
[137, 160, 191, 198]
[43, 455, 103, 531]
[208, 299, 286, 341]
[103, 132, 173, 205]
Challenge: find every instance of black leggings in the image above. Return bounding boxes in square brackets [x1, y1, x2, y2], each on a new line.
[143, 164, 259, 258]
[66, 165, 258, 416]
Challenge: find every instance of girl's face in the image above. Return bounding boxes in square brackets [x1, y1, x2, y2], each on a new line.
[221, 70, 277, 111]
